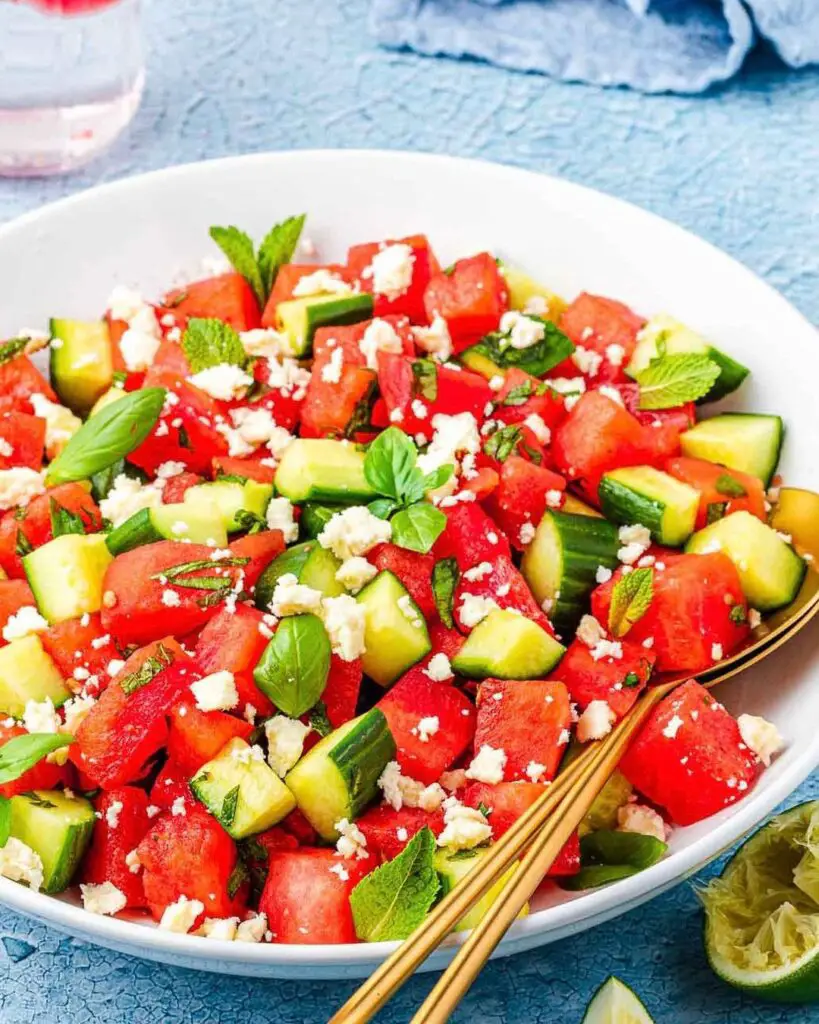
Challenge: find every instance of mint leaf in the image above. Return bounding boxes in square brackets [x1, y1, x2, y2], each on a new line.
[308, 700, 333, 738]
[257, 214, 306, 298]
[483, 424, 522, 463]
[226, 859, 249, 898]
[0, 733, 75, 785]
[715, 473, 747, 498]
[253, 613, 331, 718]
[635, 354, 720, 410]
[706, 501, 728, 525]
[471, 320, 573, 377]
[46, 388, 166, 486]
[432, 557, 459, 629]
[221, 784, 241, 829]
[411, 359, 438, 402]
[391, 504, 447, 554]
[49, 498, 86, 538]
[120, 643, 174, 696]
[350, 826, 440, 942]
[182, 317, 247, 373]
[364, 427, 418, 503]
[209, 226, 265, 306]
[607, 567, 654, 638]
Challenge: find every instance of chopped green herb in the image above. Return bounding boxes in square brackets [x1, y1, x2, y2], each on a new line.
[715, 473, 747, 498]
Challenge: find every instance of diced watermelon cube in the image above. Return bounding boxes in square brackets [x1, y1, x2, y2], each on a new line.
[356, 805, 445, 861]
[433, 502, 511, 572]
[81, 786, 152, 908]
[552, 638, 655, 718]
[368, 542, 437, 622]
[166, 695, 253, 774]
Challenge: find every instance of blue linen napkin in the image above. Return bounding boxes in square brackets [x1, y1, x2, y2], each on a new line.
[370, 0, 819, 93]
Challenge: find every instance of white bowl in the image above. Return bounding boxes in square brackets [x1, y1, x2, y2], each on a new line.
[0, 150, 817, 980]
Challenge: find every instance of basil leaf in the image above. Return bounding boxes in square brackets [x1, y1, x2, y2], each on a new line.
[364, 427, 418, 502]
[90, 458, 127, 502]
[634, 353, 720, 410]
[15, 529, 32, 557]
[0, 795, 10, 845]
[182, 318, 247, 373]
[432, 557, 459, 629]
[257, 214, 306, 298]
[469, 320, 573, 377]
[607, 568, 654, 638]
[209, 225, 265, 306]
[253, 613, 331, 718]
[483, 424, 522, 462]
[411, 359, 438, 402]
[391, 504, 447, 555]
[715, 473, 747, 498]
[421, 465, 454, 494]
[560, 863, 641, 891]
[46, 388, 166, 486]
[49, 498, 86, 538]
[580, 829, 667, 870]
[368, 497, 399, 520]
[350, 827, 439, 941]
[499, 380, 538, 407]
[234, 509, 266, 535]
[308, 700, 333, 738]
[0, 733, 75, 784]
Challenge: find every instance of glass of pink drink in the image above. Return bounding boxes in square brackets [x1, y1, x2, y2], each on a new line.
[0, 0, 143, 176]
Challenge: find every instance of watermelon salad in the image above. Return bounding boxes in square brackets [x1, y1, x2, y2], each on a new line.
[0, 216, 806, 946]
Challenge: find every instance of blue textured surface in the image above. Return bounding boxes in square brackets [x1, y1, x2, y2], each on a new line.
[0, 1, 818, 1020]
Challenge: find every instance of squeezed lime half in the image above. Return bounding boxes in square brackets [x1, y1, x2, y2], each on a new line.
[582, 977, 655, 1023]
[702, 799, 819, 1002]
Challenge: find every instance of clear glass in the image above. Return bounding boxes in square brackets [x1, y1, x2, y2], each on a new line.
[0, 0, 144, 177]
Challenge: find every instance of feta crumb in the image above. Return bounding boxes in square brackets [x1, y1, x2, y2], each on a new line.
[105, 800, 124, 829]
[292, 269, 352, 298]
[265, 496, 299, 544]
[413, 316, 452, 361]
[29, 393, 82, 457]
[662, 714, 684, 740]
[270, 572, 323, 617]
[466, 744, 507, 784]
[377, 761, 446, 812]
[605, 343, 626, 366]
[519, 522, 536, 546]
[571, 345, 603, 377]
[577, 614, 605, 648]
[265, 716, 312, 777]
[439, 769, 467, 793]
[236, 913, 267, 943]
[523, 413, 551, 445]
[738, 714, 784, 767]
[359, 318, 403, 370]
[577, 700, 616, 742]
[617, 803, 667, 842]
[161, 589, 181, 608]
[322, 594, 366, 661]
[334, 817, 369, 860]
[22, 697, 60, 735]
[748, 609, 762, 629]
[335, 556, 378, 594]
[99, 473, 162, 527]
[416, 412, 480, 479]
[189, 670, 239, 712]
[617, 523, 652, 565]
[0, 467, 46, 511]
[598, 385, 624, 406]
[590, 638, 623, 662]
[711, 643, 724, 662]
[458, 593, 498, 629]
[423, 653, 454, 682]
[125, 849, 141, 874]
[318, 505, 392, 561]
[61, 694, 97, 734]
[362, 243, 415, 300]
[80, 880, 127, 916]
[436, 796, 492, 852]
[171, 797, 187, 817]
[525, 761, 547, 783]
[329, 862, 350, 882]
[2, 606, 48, 642]
[396, 827, 409, 843]
[189, 363, 253, 401]
[0, 838, 44, 891]
[413, 716, 440, 743]
[160, 895, 205, 933]
[199, 916, 240, 940]
[239, 328, 290, 360]
[411, 398, 429, 420]
[596, 566, 613, 584]
[320, 346, 344, 384]
[499, 310, 545, 350]
[120, 327, 161, 373]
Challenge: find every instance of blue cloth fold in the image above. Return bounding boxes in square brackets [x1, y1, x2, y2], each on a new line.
[370, 0, 819, 93]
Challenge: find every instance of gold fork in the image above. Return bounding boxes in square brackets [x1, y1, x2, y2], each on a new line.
[331, 489, 819, 1023]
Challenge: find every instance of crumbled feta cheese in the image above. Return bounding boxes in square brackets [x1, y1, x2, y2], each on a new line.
[80, 880, 127, 915]
[99, 473, 162, 527]
[29, 393, 82, 457]
[577, 700, 616, 742]
[359, 318, 403, 370]
[236, 912, 267, 942]
[106, 659, 126, 678]
[499, 310, 545, 350]
[120, 326, 161, 373]
[463, 562, 493, 583]
[598, 385, 624, 406]
[265, 715, 312, 777]
[322, 594, 367, 661]
[265, 496, 299, 543]
[413, 716, 440, 743]
[199, 916, 240, 940]
[2, 606, 48, 642]
[22, 697, 60, 735]
[292, 269, 352, 298]
[617, 524, 652, 565]
[590, 638, 623, 662]
[416, 412, 480, 478]
[0, 467, 45, 511]
[748, 609, 762, 629]
[617, 803, 667, 842]
[362, 243, 414, 300]
[519, 522, 536, 546]
[711, 643, 724, 662]
[606, 343, 626, 367]
[662, 714, 684, 740]
[189, 363, 253, 401]
[171, 796, 187, 817]
[423, 652, 454, 682]
[523, 413, 551, 445]
[0, 837, 44, 892]
[466, 744, 507, 784]
[413, 316, 452, 361]
[329, 863, 350, 882]
[377, 761, 446, 812]
[263, 357, 311, 398]
[161, 589, 181, 608]
[107, 285, 149, 323]
[458, 593, 498, 629]
[335, 556, 378, 594]
[334, 818, 369, 860]
[239, 328, 290, 360]
[411, 398, 429, 420]
[439, 769, 467, 793]
[105, 800, 124, 829]
[571, 345, 603, 377]
[436, 796, 492, 852]
[525, 761, 547, 783]
[595, 566, 613, 584]
[389, 408, 404, 423]
[0, 439, 12, 459]
[232, 742, 265, 765]
[320, 346, 344, 384]
[160, 895, 204, 933]
[318, 505, 392, 561]
[189, 670, 239, 712]
[269, 572, 323, 616]
[737, 714, 784, 767]
[577, 615, 605, 648]
[523, 295, 549, 316]
[62, 695, 97, 734]
[125, 849, 141, 874]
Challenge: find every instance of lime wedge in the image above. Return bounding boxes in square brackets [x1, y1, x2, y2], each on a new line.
[582, 977, 655, 1023]
[702, 799, 819, 1002]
